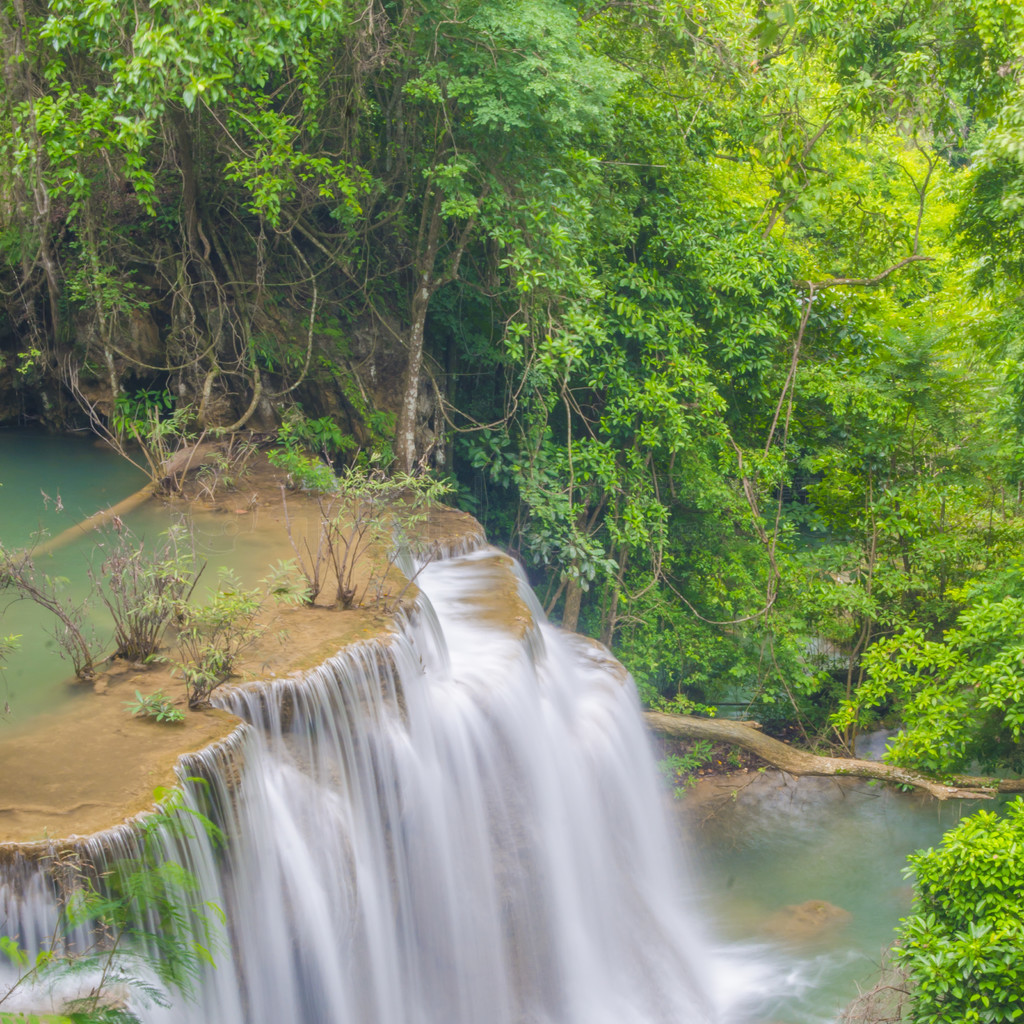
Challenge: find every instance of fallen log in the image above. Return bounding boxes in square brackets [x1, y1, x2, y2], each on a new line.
[160, 441, 221, 490]
[644, 711, 1024, 801]
[31, 483, 156, 558]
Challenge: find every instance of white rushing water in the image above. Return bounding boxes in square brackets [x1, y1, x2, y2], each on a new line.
[2, 546, 774, 1023]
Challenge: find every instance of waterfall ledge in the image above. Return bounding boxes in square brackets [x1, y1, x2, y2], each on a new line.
[0, 500, 483, 855]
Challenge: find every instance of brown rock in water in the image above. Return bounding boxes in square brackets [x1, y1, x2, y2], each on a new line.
[762, 899, 852, 943]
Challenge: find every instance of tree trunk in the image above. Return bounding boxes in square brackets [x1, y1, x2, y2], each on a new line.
[394, 190, 443, 473]
[562, 577, 583, 632]
[173, 108, 205, 263]
[645, 711, 1024, 801]
[395, 278, 431, 472]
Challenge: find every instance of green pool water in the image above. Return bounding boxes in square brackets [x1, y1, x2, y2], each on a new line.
[0, 431, 148, 549]
[0, 432, 148, 725]
[685, 771, 985, 1023]
[0, 432, 288, 728]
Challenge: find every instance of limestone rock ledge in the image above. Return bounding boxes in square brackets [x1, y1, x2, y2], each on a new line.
[0, 501, 484, 856]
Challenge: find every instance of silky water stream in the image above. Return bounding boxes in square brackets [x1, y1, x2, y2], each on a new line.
[1, 544, 785, 1022]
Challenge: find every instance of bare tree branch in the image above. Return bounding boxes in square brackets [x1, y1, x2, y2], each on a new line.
[794, 255, 935, 291]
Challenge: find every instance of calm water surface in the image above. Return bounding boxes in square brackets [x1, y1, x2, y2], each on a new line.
[0, 432, 285, 726]
[0, 432, 146, 723]
[684, 770, 982, 1023]
[0, 431, 147, 548]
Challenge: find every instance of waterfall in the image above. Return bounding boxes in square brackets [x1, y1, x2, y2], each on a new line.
[2, 545, 762, 1023]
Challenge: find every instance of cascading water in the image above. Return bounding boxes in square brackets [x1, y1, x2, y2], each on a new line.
[2, 545, 768, 1023]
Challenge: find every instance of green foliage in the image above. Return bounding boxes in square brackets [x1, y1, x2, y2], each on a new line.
[455, 0, 946, 717]
[270, 406, 363, 464]
[171, 568, 264, 709]
[124, 689, 185, 724]
[434, 0, 617, 137]
[658, 740, 716, 797]
[896, 799, 1024, 1023]
[281, 457, 452, 609]
[110, 392, 197, 491]
[0, 634, 17, 663]
[836, 594, 1024, 775]
[267, 430, 340, 493]
[261, 559, 312, 608]
[0, 790, 222, 1022]
[19, 0, 362, 215]
[90, 521, 200, 663]
[0, 547, 97, 679]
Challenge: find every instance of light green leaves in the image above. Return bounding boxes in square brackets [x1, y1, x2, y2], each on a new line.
[897, 799, 1024, 1023]
[840, 596, 1024, 775]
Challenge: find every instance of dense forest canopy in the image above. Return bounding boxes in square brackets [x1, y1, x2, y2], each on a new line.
[2, 0, 1024, 776]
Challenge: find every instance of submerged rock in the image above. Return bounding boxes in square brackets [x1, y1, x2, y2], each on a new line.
[762, 899, 852, 943]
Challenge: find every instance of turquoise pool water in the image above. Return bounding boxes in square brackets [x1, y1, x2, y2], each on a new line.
[0, 431, 147, 550]
[0, 432, 148, 724]
[684, 770, 987, 1023]
[0, 432, 286, 727]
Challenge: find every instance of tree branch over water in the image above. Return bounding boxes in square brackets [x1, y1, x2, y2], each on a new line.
[644, 712, 1024, 801]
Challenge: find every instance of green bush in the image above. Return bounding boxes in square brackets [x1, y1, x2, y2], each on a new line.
[277, 451, 451, 609]
[897, 799, 1024, 1023]
[267, 441, 339, 493]
[657, 740, 716, 797]
[172, 569, 264, 709]
[124, 689, 185, 724]
[92, 522, 200, 664]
